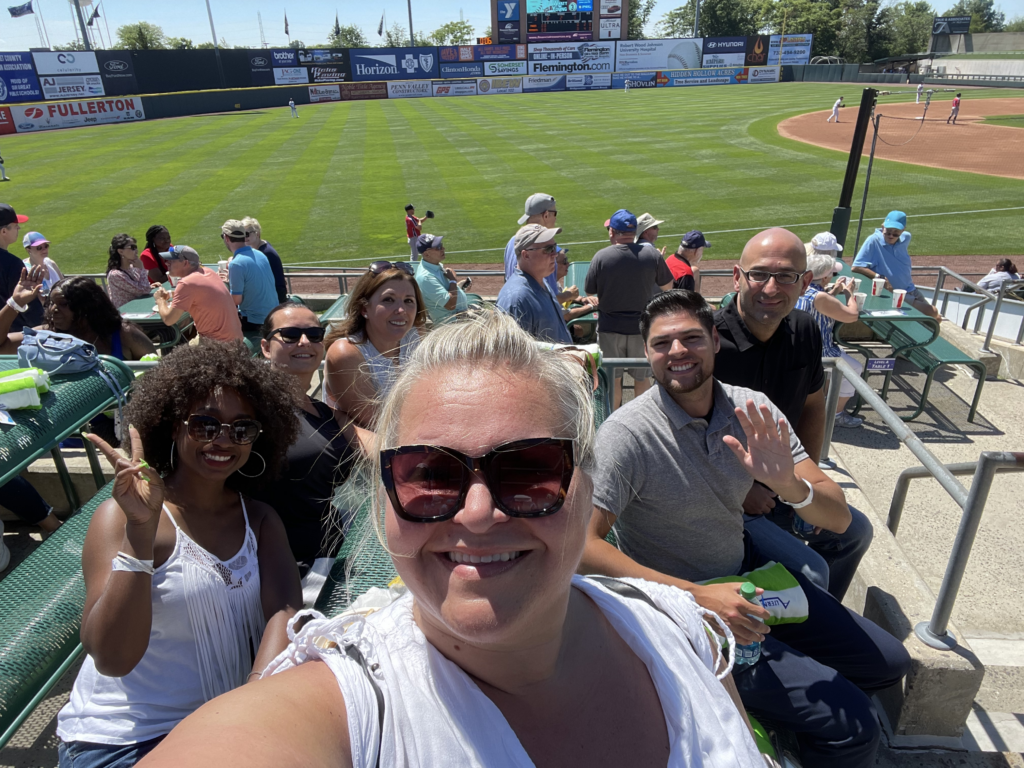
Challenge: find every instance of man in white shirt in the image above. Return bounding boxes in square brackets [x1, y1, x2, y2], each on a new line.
[827, 96, 843, 123]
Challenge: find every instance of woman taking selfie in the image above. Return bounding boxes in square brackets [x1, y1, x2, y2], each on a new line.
[323, 262, 427, 428]
[56, 343, 302, 767]
[140, 313, 763, 768]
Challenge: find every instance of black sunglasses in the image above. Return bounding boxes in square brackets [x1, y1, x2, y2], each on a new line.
[369, 260, 415, 276]
[183, 414, 262, 445]
[267, 326, 326, 344]
[380, 438, 575, 522]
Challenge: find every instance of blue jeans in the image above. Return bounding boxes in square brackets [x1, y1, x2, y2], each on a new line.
[745, 502, 874, 601]
[58, 736, 164, 768]
[734, 532, 911, 768]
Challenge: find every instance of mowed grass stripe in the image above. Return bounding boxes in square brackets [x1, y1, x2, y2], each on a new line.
[8, 82, 1022, 272]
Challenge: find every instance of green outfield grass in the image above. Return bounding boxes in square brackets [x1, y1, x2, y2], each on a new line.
[982, 114, 1024, 128]
[4, 82, 1022, 274]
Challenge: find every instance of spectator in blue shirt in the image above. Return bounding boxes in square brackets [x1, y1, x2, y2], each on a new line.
[414, 234, 467, 325]
[852, 210, 940, 320]
[497, 224, 572, 344]
[221, 219, 277, 331]
[504, 193, 563, 300]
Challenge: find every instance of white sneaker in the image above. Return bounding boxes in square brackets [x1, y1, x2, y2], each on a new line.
[835, 412, 864, 428]
[0, 519, 10, 572]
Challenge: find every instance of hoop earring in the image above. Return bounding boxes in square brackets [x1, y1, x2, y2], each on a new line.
[237, 450, 266, 478]
[170, 441, 176, 471]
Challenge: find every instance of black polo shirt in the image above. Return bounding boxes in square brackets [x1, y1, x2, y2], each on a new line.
[713, 300, 825, 426]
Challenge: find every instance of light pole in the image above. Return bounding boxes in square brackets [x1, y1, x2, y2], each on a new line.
[407, 0, 415, 46]
[72, 0, 92, 51]
[693, 0, 701, 38]
[204, 0, 227, 88]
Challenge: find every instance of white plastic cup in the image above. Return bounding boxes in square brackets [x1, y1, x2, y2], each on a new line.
[892, 289, 907, 309]
[853, 278, 862, 293]
[168, 275, 179, 288]
[854, 292, 866, 312]
[217, 259, 229, 271]
[872, 277, 886, 296]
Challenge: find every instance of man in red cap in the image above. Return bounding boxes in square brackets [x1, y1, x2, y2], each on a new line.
[0, 203, 44, 330]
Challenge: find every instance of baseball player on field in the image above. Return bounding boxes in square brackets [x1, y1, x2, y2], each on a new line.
[947, 93, 961, 125]
[288, 98, 298, 118]
[827, 96, 843, 123]
[916, 82, 923, 104]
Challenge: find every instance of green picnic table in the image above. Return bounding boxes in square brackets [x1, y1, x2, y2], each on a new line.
[119, 293, 193, 350]
[319, 295, 348, 329]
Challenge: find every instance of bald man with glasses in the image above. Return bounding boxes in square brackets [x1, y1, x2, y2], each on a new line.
[714, 228, 874, 602]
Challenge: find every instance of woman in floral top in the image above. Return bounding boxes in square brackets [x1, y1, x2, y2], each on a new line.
[106, 233, 154, 308]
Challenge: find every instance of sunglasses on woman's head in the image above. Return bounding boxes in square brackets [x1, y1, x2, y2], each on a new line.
[380, 438, 575, 522]
[184, 414, 262, 445]
[369, 261, 415, 276]
[267, 326, 326, 343]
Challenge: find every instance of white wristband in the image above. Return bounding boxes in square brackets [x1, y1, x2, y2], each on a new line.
[6, 296, 28, 313]
[780, 478, 814, 509]
[112, 551, 155, 575]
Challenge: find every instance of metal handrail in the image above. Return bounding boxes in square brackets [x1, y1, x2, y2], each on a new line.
[930, 266, 997, 331]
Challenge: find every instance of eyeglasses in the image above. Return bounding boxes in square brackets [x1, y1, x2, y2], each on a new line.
[183, 414, 262, 445]
[30, 243, 49, 250]
[369, 260, 415, 276]
[523, 244, 558, 256]
[124, 244, 138, 250]
[738, 267, 807, 286]
[267, 326, 326, 344]
[380, 438, 575, 522]
[882, 229, 902, 237]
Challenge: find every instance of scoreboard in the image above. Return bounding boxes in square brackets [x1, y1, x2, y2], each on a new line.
[527, 0, 594, 41]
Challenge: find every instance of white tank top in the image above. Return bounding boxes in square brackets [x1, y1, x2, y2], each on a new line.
[323, 331, 419, 409]
[264, 575, 765, 767]
[58, 497, 265, 745]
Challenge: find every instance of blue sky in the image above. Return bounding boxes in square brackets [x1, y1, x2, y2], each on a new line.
[1, 0, 1022, 51]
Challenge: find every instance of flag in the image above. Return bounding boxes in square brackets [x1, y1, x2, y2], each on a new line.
[377, 12, 384, 37]
[7, 1, 33, 18]
[284, 11, 289, 36]
[86, 7, 100, 27]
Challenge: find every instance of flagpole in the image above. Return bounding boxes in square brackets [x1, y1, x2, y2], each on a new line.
[204, 0, 227, 88]
[36, 0, 52, 48]
[100, 0, 112, 50]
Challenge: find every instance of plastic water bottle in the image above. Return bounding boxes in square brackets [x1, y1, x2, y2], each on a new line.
[733, 582, 763, 668]
[792, 514, 815, 537]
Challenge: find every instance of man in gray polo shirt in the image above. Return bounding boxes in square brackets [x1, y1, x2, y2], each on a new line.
[580, 290, 910, 767]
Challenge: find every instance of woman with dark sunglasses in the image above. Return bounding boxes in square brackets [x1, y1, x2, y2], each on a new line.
[323, 263, 428, 429]
[143, 312, 763, 768]
[56, 343, 302, 768]
[242, 302, 372, 579]
[106, 233, 155, 308]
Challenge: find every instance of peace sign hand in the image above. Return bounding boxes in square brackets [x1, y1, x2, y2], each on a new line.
[722, 399, 797, 490]
[87, 426, 164, 529]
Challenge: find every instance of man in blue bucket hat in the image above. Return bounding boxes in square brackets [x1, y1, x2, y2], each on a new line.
[852, 210, 941, 320]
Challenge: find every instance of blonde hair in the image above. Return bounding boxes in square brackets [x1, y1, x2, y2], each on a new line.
[243, 216, 261, 236]
[354, 311, 597, 552]
[806, 251, 837, 281]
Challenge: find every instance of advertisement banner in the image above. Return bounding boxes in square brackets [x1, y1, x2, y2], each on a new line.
[41, 74, 104, 100]
[702, 36, 746, 54]
[31, 51, 99, 76]
[701, 52, 745, 67]
[268, 49, 299, 67]
[0, 107, 15, 135]
[746, 66, 780, 83]
[307, 65, 347, 83]
[770, 34, 813, 65]
[655, 68, 746, 87]
[566, 72, 611, 90]
[0, 52, 42, 104]
[612, 71, 657, 89]
[932, 16, 971, 34]
[615, 38, 702, 72]
[11, 97, 145, 133]
[484, 60, 528, 76]
[350, 47, 439, 81]
[497, 22, 521, 43]
[95, 51, 138, 97]
[599, 0, 622, 13]
[296, 49, 347, 64]
[308, 84, 341, 102]
[341, 81, 388, 100]
[440, 61, 484, 78]
[498, 1, 520, 21]
[745, 35, 771, 67]
[432, 79, 478, 97]
[274, 67, 309, 85]
[523, 75, 566, 91]
[387, 81, 433, 98]
[599, 19, 621, 39]
[528, 41, 614, 75]
[476, 77, 523, 94]
[475, 44, 526, 60]
[527, 0, 593, 41]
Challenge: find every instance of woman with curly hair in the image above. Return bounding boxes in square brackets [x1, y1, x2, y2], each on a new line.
[140, 225, 171, 283]
[56, 342, 303, 767]
[323, 262, 427, 428]
[44, 276, 155, 361]
[106, 233, 154, 308]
